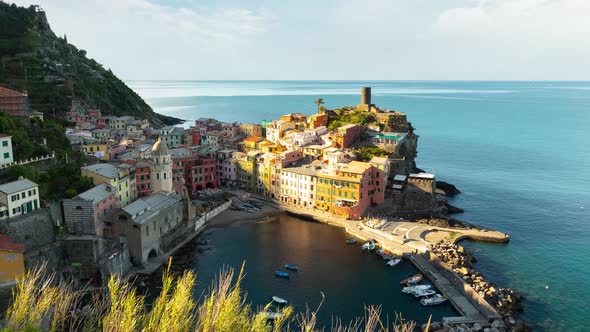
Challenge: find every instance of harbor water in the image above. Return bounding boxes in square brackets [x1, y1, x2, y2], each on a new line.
[130, 80, 590, 331]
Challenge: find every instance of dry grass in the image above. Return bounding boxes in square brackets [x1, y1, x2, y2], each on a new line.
[1, 260, 427, 332]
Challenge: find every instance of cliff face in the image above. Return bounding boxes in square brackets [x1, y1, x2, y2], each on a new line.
[0, 2, 181, 127]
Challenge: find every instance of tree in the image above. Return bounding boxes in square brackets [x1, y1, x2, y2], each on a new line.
[314, 98, 324, 113]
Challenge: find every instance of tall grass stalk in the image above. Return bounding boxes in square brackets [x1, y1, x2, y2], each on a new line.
[1, 262, 423, 332]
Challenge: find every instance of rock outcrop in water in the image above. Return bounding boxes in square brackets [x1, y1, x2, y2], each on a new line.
[436, 181, 462, 196]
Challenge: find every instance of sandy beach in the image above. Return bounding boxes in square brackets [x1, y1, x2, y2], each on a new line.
[207, 202, 285, 228]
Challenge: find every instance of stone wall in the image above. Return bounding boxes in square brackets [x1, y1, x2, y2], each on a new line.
[0, 208, 56, 251]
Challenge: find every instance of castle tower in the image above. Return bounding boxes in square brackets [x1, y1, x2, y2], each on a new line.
[361, 87, 371, 106]
[150, 136, 173, 193]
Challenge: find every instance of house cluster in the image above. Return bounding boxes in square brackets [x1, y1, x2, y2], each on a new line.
[0, 86, 431, 284]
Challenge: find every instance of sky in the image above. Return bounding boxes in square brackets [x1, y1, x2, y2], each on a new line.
[8, 0, 590, 80]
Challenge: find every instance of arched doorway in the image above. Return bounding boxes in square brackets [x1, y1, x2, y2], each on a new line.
[148, 249, 158, 261]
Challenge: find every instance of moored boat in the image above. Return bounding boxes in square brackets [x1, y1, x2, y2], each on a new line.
[420, 294, 447, 306]
[400, 274, 423, 285]
[272, 296, 288, 304]
[402, 284, 433, 294]
[284, 264, 298, 271]
[387, 258, 401, 267]
[346, 238, 357, 244]
[411, 288, 436, 298]
[275, 270, 289, 278]
[258, 311, 284, 320]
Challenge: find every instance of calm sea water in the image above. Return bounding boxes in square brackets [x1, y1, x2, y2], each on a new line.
[166, 215, 456, 328]
[129, 80, 590, 331]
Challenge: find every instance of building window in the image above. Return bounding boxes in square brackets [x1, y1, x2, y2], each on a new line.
[3, 152, 9, 159]
[2, 140, 7, 147]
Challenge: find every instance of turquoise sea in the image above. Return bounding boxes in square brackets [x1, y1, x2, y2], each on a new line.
[129, 81, 590, 331]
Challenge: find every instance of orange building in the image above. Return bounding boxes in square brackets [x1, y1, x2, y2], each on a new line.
[307, 113, 328, 129]
[0, 235, 25, 283]
[315, 161, 384, 219]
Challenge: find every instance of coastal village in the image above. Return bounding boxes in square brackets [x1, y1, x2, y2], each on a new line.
[0, 86, 526, 331]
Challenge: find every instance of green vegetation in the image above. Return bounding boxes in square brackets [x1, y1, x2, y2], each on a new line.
[0, 2, 180, 126]
[1, 261, 422, 332]
[314, 97, 324, 113]
[356, 146, 388, 162]
[327, 109, 377, 131]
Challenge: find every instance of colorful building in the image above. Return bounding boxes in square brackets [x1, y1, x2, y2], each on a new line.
[240, 123, 262, 137]
[0, 134, 14, 166]
[333, 124, 364, 148]
[0, 178, 40, 220]
[0, 87, 28, 117]
[81, 163, 134, 207]
[307, 113, 328, 129]
[315, 161, 384, 219]
[280, 165, 319, 208]
[0, 235, 24, 283]
[63, 183, 119, 236]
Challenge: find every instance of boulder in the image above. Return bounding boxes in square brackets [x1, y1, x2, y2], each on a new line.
[491, 320, 505, 329]
[436, 181, 462, 196]
[472, 323, 483, 331]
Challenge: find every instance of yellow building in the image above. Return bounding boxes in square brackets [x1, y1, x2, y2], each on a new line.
[0, 235, 25, 283]
[236, 151, 260, 190]
[256, 140, 286, 154]
[81, 163, 134, 207]
[256, 153, 276, 195]
[243, 136, 265, 150]
[81, 143, 110, 160]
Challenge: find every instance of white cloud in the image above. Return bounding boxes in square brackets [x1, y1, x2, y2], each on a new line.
[8, 0, 590, 80]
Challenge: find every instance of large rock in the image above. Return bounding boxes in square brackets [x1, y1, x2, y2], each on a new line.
[491, 320, 505, 329]
[472, 323, 483, 331]
[436, 181, 461, 196]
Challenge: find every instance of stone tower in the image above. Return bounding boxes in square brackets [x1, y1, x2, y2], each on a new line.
[361, 87, 371, 106]
[150, 136, 173, 193]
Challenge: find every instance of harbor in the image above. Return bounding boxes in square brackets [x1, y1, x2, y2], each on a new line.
[267, 197, 509, 325]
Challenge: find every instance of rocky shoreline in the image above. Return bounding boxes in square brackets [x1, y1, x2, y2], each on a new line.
[424, 241, 531, 332]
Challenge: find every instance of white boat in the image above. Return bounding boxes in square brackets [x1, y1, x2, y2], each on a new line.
[387, 258, 401, 267]
[420, 294, 447, 306]
[402, 284, 433, 294]
[258, 311, 283, 320]
[412, 288, 436, 298]
[272, 296, 288, 304]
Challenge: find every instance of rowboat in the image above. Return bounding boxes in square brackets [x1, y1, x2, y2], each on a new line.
[420, 294, 447, 306]
[402, 284, 433, 294]
[275, 270, 289, 278]
[387, 258, 401, 267]
[284, 264, 298, 271]
[346, 238, 357, 244]
[411, 288, 436, 298]
[258, 311, 284, 320]
[400, 274, 423, 285]
[272, 296, 288, 304]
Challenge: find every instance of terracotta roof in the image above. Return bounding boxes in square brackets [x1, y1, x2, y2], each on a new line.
[0, 87, 27, 97]
[244, 136, 264, 143]
[0, 235, 25, 252]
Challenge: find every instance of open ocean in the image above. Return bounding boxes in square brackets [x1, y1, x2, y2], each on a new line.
[128, 80, 590, 331]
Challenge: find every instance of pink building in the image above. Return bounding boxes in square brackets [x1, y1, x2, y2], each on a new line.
[63, 184, 119, 236]
[0, 87, 27, 117]
[109, 144, 127, 159]
[333, 124, 364, 148]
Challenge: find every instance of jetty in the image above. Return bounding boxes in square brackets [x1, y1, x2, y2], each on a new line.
[276, 202, 508, 324]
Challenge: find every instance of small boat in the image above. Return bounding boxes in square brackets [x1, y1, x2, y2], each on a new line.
[258, 311, 284, 320]
[402, 284, 433, 294]
[272, 296, 288, 304]
[420, 294, 447, 306]
[275, 270, 289, 278]
[284, 264, 298, 271]
[387, 258, 401, 267]
[346, 238, 357, 244]
[376, 248, 384, 255]
[243, 203, 261, 211]
[412, 288, 437, 298]
[400, 274, 423, 285]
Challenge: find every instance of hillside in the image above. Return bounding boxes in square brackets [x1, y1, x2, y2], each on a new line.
[0, 1, 181, 127]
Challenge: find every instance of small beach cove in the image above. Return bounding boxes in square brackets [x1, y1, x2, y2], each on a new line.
[145, 210, 457, 328]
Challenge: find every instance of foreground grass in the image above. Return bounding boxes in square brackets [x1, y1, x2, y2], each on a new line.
[1, 261, 425, 332]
